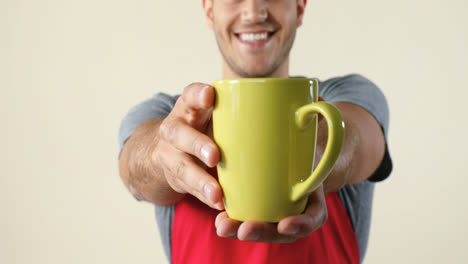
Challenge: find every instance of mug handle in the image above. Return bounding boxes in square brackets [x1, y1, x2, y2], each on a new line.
[290, 102, 345, 202]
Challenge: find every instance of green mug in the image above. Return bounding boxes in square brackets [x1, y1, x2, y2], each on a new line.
[213, 78, 345, 222]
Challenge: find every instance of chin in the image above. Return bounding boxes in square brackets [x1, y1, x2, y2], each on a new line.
[244, 69, 276, 78]
[239, 64, 275, 78]
[224, 54, 280, 78]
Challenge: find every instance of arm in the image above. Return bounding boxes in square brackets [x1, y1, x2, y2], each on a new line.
[320, 102, 386, 193]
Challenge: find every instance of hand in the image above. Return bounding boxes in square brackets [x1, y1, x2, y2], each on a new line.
[155, 83, 224, 210]
[215, 185, 328, 243]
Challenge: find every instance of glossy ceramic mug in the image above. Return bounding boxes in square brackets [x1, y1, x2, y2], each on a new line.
[212, 78, 345, 222]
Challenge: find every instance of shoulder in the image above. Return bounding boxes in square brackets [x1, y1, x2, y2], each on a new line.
[318, 74, 382, 101]
[318, 74, 390, 137]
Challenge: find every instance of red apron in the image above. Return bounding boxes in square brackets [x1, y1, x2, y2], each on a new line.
[172, 171, 360, 264]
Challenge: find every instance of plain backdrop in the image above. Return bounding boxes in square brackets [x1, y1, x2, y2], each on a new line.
[2, 0, 467, 263]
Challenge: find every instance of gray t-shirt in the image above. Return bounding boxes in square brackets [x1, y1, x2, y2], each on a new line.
[118, 74, 392, 263]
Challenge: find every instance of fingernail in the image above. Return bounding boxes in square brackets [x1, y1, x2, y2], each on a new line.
[199, 85, 209, 101]
[201, 145, 211, 163]
[204, 183, 216, 203]
[217, 229, 236, 238]
[226, 230, 237, 238]
[229, 229, 237, 236]
[284, 226, 299, 235]
[214, 202, 223, 211]
[247, 231, 260, 241]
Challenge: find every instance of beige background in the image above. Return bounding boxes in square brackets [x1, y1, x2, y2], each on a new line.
[2, 0, 467, 263]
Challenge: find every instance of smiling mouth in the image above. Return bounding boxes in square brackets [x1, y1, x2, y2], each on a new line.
[234, 31, 277, 46]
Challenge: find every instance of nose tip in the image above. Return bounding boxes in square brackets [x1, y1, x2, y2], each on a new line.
[241, 1, 268, 24]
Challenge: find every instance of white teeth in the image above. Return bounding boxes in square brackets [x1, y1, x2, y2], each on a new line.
[239, 32, 268, 42]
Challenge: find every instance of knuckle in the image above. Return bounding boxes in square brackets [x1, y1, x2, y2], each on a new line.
[160, 119, 178, 142]
[191, 134, 204, 157]
[173, 160, 187, 181]
[165, 163, 186, 194]
[185, 111, 197, 125]
[165, 173, 182, 193]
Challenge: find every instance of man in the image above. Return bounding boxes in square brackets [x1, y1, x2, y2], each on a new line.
[118, 0, 392, 263]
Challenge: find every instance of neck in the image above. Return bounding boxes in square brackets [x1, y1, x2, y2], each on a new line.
[222, 58, 290, 79]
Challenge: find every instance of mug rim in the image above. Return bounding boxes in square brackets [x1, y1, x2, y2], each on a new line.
[214, 78, 317, 85]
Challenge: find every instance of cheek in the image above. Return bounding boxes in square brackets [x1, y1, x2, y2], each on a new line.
[213, 5, 238, 27]
[275, 2, 298, 26]
[214, 25, 229, 45]
[214, 20, 237, 45]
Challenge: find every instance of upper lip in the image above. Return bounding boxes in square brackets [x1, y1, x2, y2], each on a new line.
[233, 27, 277, 35]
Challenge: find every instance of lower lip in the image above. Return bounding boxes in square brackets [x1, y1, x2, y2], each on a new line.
[235, 33, 274, 48]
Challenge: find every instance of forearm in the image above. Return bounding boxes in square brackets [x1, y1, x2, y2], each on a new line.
[320, 102, 386, 193]
[119, 119, 184, 205]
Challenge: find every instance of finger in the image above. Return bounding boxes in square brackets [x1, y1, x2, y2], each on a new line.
[158, 142, 224, 210]
[173, 83, 215, 126]
[277, 185, 327, 237]
[215, 212, 241, 238]
[178, 83, 215, 111]
[237, 221, 296, 243]
[160, 117, 220, 167]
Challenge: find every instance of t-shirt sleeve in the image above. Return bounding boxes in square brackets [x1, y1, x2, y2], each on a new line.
[118, 93, 180, 155]
[318, 74, 393, 182]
